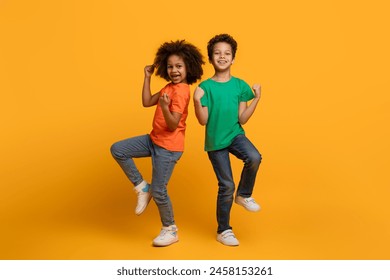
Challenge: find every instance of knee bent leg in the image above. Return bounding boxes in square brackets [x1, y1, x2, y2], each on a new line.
[110, 143, 124, 159]
[247, 151, 262, 167]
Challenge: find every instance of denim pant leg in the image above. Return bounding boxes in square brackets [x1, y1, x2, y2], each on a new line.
[150, 144, 182, 227]
[228, 134, 262, 198]
[110, 135, 153, 186]
[207, 149, 235, 233]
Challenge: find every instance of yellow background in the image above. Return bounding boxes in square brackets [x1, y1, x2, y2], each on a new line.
[1, 0, 389, 259]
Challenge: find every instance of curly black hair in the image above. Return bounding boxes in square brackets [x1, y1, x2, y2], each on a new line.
[153, 40, 205, 85]
[207, 34, 238, 61]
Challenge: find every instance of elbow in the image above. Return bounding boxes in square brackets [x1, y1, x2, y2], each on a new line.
[167, 122, 179, 131]
[195, 116, 207, 126]
[142, 98, 155, 107]
[142, 101, 151, 107]
[195, 114, 208, 126]
[239, 118, 247, 125]
[198, 119, 207, 126]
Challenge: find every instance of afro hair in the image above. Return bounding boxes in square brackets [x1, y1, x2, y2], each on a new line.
[153, 40, 205, 85]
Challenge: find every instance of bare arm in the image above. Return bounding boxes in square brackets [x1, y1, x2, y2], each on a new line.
[239, 84, 261, 125]
[159, 93, 182, 131]
[142, 65, 160, 107]
[193, 87, 208, 125]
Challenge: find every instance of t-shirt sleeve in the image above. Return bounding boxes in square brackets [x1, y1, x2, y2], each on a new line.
[159, 84, 168, 95]
[239, 79, 254, 102]
[170, 84, 190, 114]
[199, 82, 209, 107]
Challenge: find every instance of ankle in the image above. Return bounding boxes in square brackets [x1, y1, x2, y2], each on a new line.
[134, 180, 149, 193]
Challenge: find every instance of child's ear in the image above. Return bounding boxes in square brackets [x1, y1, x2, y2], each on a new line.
[231, 59, 235, 64]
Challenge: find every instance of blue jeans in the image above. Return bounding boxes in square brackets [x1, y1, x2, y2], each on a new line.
[110, 134, 182, 227]
[207, 134, 262, 233]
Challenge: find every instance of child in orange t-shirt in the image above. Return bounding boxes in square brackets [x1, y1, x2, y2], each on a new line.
[111, 40, 204, 246]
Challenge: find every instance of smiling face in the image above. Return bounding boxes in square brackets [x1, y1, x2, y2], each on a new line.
[167, 54, 187, 84]
[210, 42, 234, 72]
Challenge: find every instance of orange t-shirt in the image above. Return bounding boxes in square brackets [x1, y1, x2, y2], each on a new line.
[150, 83, 190, 152]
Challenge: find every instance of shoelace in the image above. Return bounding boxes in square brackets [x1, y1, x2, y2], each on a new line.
[138, 191, 150, 198]
[159, 229, 168, 237]
[222, 230, 236, 239]
[245, 198, 256, 203]
[158, 228, 176, 238]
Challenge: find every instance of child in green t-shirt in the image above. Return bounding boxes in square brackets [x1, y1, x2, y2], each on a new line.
[194, 34, 262, 246]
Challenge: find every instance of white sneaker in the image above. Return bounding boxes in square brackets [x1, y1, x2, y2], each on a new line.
[235, 196, 261, 212]
[153, 225, 179, 247]
[134, 181, 151, 215]
[217, 229, 239, 246]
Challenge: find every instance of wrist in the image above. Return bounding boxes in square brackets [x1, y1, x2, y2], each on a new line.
[160, 103, 169, 110]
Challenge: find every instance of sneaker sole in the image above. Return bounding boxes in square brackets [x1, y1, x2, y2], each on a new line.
[152, 237, 179, 247]
[135, 195, 152, 215]
[234, 200, 261, 212]
[217, 237, 239, 246]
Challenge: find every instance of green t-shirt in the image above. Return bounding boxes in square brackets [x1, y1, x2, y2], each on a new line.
[199, 76, 254, 151]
